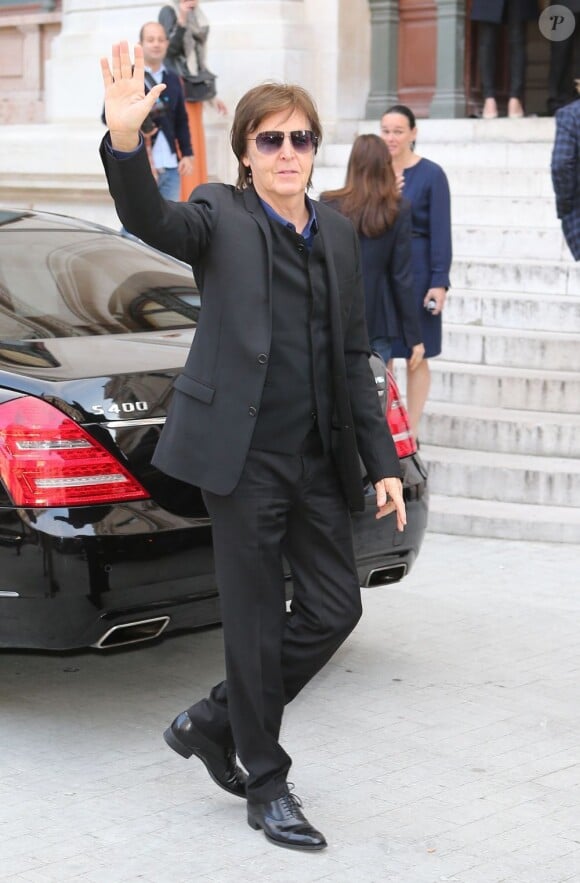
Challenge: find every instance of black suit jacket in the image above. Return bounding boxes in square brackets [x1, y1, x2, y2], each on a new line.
[99, 137, 400, 510]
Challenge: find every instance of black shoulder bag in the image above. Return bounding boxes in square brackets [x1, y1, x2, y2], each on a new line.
[141, 71, 166, 135]
[181, 43, 217, 103]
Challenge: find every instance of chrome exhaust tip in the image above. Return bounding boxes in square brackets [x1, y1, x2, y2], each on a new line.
[364, 563, 407, 587]
[92, 616, 170, 649]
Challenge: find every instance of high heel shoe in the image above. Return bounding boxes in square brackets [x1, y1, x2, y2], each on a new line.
[508, 98, 524, 119]
[482, 98, 498, 120]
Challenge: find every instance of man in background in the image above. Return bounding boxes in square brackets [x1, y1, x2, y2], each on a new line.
[546, 0, 580, 115]
[551, 81, 580, 260]
[128, 22, 194, 199]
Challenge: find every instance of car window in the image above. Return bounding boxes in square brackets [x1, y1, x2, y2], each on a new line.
[0, 230, 199, 340]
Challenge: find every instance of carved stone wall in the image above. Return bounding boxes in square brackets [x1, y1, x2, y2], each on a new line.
[0, 10, 60, 123]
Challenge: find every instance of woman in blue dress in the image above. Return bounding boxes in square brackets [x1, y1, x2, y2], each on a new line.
[380, 104, 452, 437]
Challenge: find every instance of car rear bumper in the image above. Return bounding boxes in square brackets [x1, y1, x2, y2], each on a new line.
[0, 453, 427, 650]
[0, 499, 220, 650]
[353, 451, 429, 588]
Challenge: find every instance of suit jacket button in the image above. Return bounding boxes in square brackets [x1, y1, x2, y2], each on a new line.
[248, 406, 257, 417]
[257, 353, 268, 364]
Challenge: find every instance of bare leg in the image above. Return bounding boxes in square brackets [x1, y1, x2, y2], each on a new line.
[406, 358, 431, 438]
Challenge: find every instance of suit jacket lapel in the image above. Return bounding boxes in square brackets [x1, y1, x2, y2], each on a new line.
[242, 186, 273, 315]
[242, 187, 272, 271]
[315, 212, 348, 390]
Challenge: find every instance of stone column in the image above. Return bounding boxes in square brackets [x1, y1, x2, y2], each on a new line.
[429, 0, 466, 118]
[45, 0, 154, 122]
[365, 0, 399, 119]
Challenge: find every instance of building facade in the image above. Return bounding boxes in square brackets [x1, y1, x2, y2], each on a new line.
[0, 0, 551, 222]
[1, 1, 553, 127]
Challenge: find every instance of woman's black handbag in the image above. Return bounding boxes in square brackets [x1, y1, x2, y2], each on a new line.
[179, 40, 217, 103]
[182, 69, 217, 103]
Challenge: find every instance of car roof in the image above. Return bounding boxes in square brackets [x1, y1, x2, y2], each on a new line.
[0, 209, 116, 235]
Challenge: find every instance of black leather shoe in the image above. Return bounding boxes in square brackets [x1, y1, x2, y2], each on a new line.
[163, 711, 247, 799]
[247, 790, 327, 851]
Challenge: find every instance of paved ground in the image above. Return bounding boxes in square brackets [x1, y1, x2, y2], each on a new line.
[1, 532, 580, 883]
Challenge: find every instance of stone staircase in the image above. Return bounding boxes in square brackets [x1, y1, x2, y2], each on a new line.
[313, 117, 580, 543]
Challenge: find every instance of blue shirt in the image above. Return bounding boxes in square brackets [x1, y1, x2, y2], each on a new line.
[145, 65, 177, 170]
[259, 196, 318, 250]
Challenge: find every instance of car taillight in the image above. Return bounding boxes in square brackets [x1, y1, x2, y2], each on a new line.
[386, 371, 417, 458]
[0, 396, 149, 507]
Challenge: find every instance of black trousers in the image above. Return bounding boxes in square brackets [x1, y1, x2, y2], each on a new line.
[548, 16, 580, 114]
[478, 11, 527, 100]
[188, 444, 362, 803]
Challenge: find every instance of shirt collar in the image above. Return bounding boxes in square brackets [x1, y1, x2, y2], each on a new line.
[258, 194, 318, 241]
[144, 64, 166, 78]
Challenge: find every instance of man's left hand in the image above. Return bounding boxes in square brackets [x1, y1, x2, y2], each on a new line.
[374, 477, 406, 530]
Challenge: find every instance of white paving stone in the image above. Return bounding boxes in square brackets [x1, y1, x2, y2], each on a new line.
[1, 534, 580, 882]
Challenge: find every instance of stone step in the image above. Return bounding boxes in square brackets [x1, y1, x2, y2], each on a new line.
[0, 123, 106, 177]
[394, 360, 580, 414]
[420, 400, 580, 457]
[452, 256, 579, 296]
[421, 444, 580, 507]
[310, 196, 567, 261]
[441, 324, 580, 372]
[356, 116, 557, 144]
[427, 493, 580, 544]
[313, 165, 558, 202]
[444, 289, 580, 333]
[453, 224, 567, 262]
[446, 167, 556, 199]
[317, 119, 557, 202]
[452, 195, 560, 228]
[418, 142, 553, 169]
[322, 140, 553, 170]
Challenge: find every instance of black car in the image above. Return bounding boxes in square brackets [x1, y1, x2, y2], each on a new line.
[0, 210, 428, 650]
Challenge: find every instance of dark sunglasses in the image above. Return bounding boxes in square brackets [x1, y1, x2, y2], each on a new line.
[249, 130, 319, 155]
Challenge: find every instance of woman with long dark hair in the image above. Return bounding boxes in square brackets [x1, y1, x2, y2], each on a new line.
[320, 134, 424, 372]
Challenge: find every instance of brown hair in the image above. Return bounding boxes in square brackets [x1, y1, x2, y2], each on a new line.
[321, 134, 400, 237]
[230, 82, 323, 190]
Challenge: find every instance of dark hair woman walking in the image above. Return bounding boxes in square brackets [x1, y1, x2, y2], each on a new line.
[320, 133, 424, 372]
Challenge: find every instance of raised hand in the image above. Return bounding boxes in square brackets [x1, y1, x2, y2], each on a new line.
[100, 42, 166, 151]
